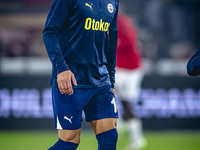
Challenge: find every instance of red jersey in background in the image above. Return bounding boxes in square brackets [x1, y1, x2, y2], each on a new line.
[116, 14, 142, 70]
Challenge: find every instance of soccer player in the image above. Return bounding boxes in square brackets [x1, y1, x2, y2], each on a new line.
[43, 0, 119, 150]
[115, 14, 146, 150]
[187, 46, 200, 76]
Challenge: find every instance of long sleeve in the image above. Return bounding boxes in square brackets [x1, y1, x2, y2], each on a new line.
[107, 4, 118, 88]
[43, 0, 73, 75]
[187, 47, 200, 76]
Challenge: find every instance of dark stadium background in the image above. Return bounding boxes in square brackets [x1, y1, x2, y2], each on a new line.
[0, 0, 200, 150]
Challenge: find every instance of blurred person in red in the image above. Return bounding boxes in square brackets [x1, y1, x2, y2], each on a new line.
[115, 13, 146, 150]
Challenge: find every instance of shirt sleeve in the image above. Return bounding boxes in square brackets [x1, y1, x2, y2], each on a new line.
[187, 47, 200, 76]
[43, 0, 73, 75]
[106, 3, 119, 88]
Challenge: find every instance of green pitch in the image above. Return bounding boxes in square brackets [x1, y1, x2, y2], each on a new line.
[0, 130, 200, 150]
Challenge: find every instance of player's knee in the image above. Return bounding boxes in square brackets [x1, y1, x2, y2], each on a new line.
[96, 128, 118, 150]
[48, 138, 79, 150]
[114, 119, 118, 127]
[58, 129, 81, 144]
[90, 118, 118, 135]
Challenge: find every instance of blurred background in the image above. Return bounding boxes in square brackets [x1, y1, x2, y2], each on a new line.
[0, 0, 200, 150]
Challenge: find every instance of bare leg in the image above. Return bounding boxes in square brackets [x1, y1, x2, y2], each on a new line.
[58, 128, 81, 144]
[48, 129, 81, 150]
[90, 118, 117, 135]
[90, 118, 118, 150]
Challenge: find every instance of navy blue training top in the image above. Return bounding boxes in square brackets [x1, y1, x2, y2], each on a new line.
[187, 47, 200, 76]
[43, 0, 118, 88]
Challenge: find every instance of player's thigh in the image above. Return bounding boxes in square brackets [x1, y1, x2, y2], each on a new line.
[52, 86, 83, 130]
[58, 128, 81, 144]
[84, 86, 118, 122]
[83, 86, 118, 135]
[90, 118, 118, 135]
[52, 87, 83, 143]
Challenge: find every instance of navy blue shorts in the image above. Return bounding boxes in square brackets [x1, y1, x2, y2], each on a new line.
[52, 85, 118, 130]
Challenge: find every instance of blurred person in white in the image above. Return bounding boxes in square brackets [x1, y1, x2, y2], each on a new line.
[115, 6, 146, 150]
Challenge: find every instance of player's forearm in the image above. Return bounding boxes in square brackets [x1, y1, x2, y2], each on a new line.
[107, 30, 118, 88]
[43, 33, 69, 74]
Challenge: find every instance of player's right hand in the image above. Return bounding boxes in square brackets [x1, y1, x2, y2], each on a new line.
[57, 70, 77, 95]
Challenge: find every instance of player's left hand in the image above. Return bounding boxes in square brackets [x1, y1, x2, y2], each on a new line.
[111, 88, 115, 97]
